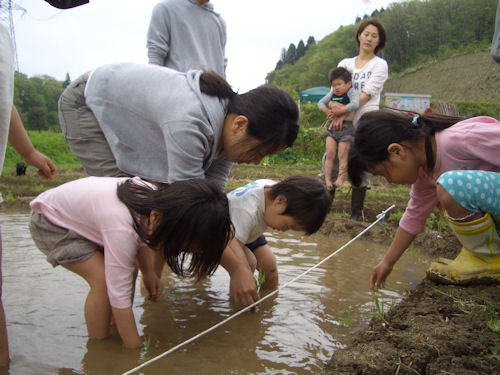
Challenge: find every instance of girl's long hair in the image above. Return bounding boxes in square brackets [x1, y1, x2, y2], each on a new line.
[348, 109, 462, 186]
[117, 178, 233, 280]
[199, 71, 300, 155]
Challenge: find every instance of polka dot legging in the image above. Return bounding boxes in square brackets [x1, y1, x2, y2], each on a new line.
[437, 170, 500, 227]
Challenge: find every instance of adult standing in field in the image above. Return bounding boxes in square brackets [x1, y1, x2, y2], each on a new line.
[0, 2, 59, 363]
[329, 18, 389, 221]
[147, 0, 227, 76]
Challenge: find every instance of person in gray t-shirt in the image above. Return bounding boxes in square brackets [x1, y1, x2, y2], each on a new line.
[147, 0, 227, 75]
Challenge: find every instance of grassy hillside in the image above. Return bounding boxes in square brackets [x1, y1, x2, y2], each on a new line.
[383, 50, 500, 103]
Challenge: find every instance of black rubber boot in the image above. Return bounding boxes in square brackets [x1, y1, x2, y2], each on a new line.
[329, 186, 336, 202]
[350, 186, 367, 221]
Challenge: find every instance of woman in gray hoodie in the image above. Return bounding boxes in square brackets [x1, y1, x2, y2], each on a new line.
[58, 62, 299, 191]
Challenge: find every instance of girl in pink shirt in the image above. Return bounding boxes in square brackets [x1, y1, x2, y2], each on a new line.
[29, 176, 232, 348]
[348, 110, 500, 289]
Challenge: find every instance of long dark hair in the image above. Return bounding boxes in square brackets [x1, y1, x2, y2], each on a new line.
[348, 109, 463, 186]
[117, 178, 233, 280]
[199, 71, 300, 154]
[269, 175, 331, 235]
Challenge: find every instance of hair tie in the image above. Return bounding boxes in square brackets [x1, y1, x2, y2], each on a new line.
[412, 115, 419, 126]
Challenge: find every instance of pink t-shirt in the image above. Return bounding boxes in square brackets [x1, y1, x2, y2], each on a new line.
[399, 116, 500, 235]
[30, 176, 148, 309]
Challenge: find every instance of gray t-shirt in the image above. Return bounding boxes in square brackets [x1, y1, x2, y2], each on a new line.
[147, 0, 227, 75]
[85, 62, 232, 190]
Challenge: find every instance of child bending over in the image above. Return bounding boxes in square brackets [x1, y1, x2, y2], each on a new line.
[348, 110, 500, 289]
[221, 176, 331, 306]
[318, 67, 359, 192]
[29, 177, 233, 348]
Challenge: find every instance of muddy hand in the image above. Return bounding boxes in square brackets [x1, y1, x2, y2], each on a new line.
[369, 259, 393, 290]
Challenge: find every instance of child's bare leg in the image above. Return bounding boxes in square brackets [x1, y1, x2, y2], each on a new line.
[324, 136, 337, 191]
[254, 244, 278, 288]
[63, 252, 111, 339]
[334, 141, 350, 187]
[0, 232, 9, 366]
[243, 246, 257, 273]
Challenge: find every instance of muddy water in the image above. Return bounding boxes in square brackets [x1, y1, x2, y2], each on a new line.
[0, 213, 431, 375]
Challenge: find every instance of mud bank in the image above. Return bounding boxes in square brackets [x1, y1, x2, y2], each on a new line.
[319, 216, 500, 375]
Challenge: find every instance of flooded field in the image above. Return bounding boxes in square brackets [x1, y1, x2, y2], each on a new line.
[0, 212, 431, 375]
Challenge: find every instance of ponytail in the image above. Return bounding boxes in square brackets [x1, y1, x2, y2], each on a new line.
[199, 71, 236, 99]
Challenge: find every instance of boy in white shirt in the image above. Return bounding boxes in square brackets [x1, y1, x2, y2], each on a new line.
[222, 176, 331, 305]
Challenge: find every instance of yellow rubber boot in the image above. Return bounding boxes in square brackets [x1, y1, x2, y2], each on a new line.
[427, 213, 500, 285]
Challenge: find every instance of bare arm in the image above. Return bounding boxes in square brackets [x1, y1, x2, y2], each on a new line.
[369, 227, 416, 290]
[220, 237, 258, 306]
[8, 105, 57, 179]
[136, 246, 163, 302]
[111, 307, 142, 348]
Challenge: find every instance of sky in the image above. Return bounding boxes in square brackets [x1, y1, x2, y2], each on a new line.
[12, 0, 397, 93]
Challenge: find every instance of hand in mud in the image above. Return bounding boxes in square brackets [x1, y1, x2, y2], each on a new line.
[229, 267, 259, 306]
[143, 272, 163, 302]
[369, 259, 394, 290]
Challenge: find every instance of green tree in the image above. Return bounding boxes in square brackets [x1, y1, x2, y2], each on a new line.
[62, 72, 71, 88]
[306, 36, 316, 50]
[284, 43, 297, 65]
[296, 40, 306, 61]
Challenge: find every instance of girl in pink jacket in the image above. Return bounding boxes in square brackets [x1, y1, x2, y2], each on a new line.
[348, 110, 500, 289]
[30, 176, 232, 348]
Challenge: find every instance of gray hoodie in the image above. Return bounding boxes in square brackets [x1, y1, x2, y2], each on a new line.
[85, 62, 232, 189]
[147, 0, 227, 75]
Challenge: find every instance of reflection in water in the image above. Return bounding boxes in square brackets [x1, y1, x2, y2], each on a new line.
[0, 213, 431, 374]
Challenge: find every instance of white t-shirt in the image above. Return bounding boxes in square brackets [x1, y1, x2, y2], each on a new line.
[227, 179, 275, 244]
[338, 55, 388, 127]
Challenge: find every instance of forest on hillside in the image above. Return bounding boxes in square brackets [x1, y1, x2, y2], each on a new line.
[266, 0, 498, 93]
[12, 0, 498, 132]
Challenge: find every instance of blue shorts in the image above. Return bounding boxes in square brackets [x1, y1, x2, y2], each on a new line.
[246, 235, 268, 252]
[437, 170, 500, 227]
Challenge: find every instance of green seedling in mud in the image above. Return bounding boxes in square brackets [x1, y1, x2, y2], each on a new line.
[370, 289, 395, 324]
[164, 302, 176, 321]
[257, 266, 266, 293]
[143, 335, 151, 352]
[338, 309, 355, 328]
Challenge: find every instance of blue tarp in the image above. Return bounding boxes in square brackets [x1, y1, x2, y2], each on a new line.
[299, 86, 330, 103]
